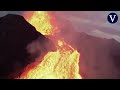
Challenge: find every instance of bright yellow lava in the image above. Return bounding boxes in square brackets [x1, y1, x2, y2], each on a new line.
[58, 40, 64, 47]
[25, 11, 54, 35]
[20, 11, 82, 79]
[20, 40, 81, 79]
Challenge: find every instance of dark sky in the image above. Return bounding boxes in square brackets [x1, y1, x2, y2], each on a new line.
[0, 11, 23, 16]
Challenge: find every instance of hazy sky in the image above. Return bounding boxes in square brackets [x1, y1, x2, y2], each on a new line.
[0, 11, 120, 41]
[0, 11, 119, 30]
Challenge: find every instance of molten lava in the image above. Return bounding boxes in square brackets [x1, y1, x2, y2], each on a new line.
[20, 40, 81, 79]
[23, 11, 58, 36]
[20, 11, 82, 79]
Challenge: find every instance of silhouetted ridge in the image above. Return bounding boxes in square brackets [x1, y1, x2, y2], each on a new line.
[0, 14, 56, 79]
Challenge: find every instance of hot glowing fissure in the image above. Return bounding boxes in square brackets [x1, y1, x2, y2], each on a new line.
[20, 11, 82, 79]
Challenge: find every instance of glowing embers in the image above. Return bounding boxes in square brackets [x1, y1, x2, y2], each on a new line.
[25, 11, 57, 36]
[20, 40, 81, 79]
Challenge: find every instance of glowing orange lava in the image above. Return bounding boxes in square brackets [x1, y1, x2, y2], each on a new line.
[20, 11, 82, 79]
[23, 11, 58, 36]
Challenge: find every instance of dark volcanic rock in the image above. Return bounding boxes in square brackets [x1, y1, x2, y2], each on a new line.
[0, 14, 56, 79]
[60, 30, 120, 79]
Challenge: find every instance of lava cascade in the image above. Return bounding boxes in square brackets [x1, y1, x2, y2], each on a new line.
[23, 11, 58, 36]
[20, 11, 82, 79]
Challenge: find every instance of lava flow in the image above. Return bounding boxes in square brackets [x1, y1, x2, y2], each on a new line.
[20, 11, 82, 79]
[23, 11, 59, 36]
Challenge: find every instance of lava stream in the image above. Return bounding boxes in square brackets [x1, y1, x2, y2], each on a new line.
[20, 11, 82, 79]
[20, 39, 81, 79]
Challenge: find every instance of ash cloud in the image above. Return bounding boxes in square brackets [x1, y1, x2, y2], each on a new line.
[26, 35, 56, 62]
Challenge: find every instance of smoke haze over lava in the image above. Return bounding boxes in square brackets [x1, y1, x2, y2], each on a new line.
[0, 11, 120, 79]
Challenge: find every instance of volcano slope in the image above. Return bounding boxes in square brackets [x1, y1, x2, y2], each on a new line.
[59, 28, 120, 79]
[0, 14, 56, 79]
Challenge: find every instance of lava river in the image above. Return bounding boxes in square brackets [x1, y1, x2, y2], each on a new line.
[19, 11, 82, 79]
